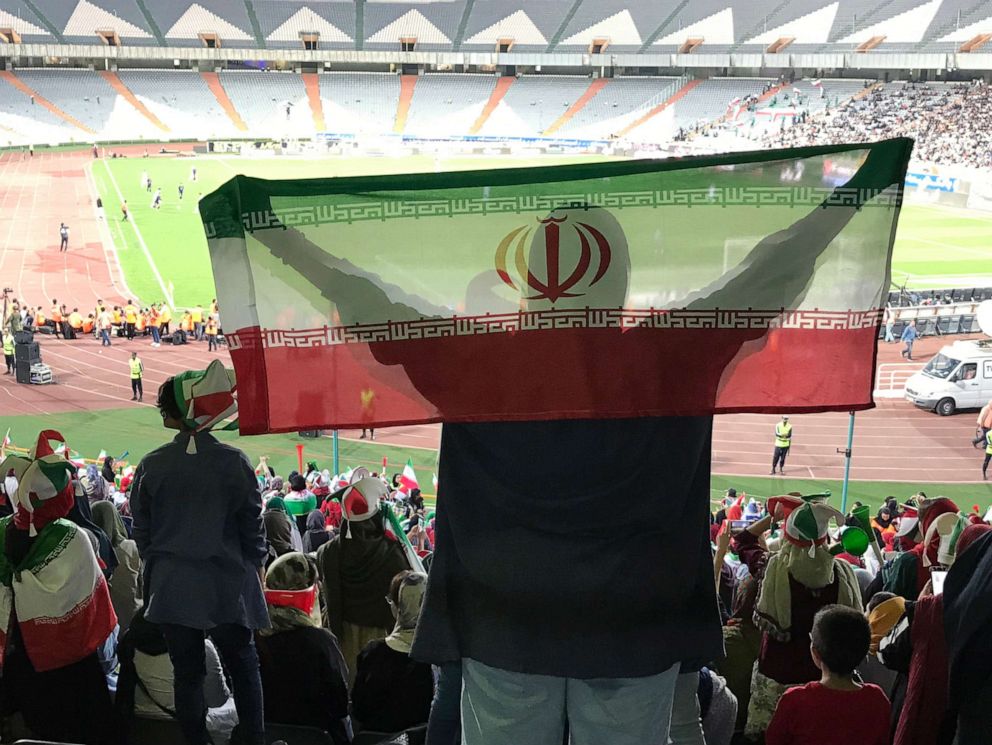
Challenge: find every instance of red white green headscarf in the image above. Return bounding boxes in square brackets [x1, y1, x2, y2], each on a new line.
[0, 430, 78, 536]
[0, 431, 117, 672]
[172, 359, 238, 453]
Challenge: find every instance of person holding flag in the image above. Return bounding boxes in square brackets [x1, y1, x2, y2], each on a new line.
[771, 416, 793, 475]
[205, 139, 913, 745]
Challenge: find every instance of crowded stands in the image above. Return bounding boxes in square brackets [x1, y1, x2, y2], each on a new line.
[2, 402, 991, 744]
[766, 80, 992, 169]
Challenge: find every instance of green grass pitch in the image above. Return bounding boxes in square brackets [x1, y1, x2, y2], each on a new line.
[92, 153, 992, 309]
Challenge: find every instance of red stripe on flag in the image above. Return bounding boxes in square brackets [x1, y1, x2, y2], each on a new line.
[230, 324, 879, 434]
[19, 579, 117, 672]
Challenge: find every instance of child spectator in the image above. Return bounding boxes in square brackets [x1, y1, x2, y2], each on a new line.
[765, 605, 890, 745]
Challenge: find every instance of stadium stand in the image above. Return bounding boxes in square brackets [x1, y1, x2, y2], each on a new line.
[766, 80, 992, 168]
[116, 70, 242, 138]
[318, 72, 402, 135]
[478, 75, 592, 137]
[404, 73, 498, 137]
[671, 77, 772, 131]
[0, 72, 81, 144]
[556, 77, 683, 139]
[15, 69, 122, 135]
[218, 70, 311, 135]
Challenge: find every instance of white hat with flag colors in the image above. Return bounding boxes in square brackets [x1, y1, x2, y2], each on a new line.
[0, 430, 78, 536]
[171, 359, 238, 453]
[785, 502, 846, 557]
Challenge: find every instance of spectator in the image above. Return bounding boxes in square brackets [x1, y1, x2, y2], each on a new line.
[765, 605, 890, 745]
[0, 430, 118, 744]
[942, 523, 992, 744]
[744, 501, 862, 737]
[131, 361, 269, 745]
[901, 320, 917, 360]
[884, 497, 959, 600]
[352, 571, 433, 735]
[117, 606, 237, 744]
[879, 512, 972, 745]
[264, 496, 303, 558]
[302, 508, 331, 553]
[315, 474, 415, 682]
[93, 500, 143, 633]
[256, 552, 350, 743]
[285, 472, 317, 533]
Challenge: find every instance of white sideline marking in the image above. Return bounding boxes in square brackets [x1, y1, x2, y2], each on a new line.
[100, 160, 175, 309]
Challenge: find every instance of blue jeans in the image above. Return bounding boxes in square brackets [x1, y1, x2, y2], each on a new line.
[150, 325, 161, 344]
[161, 623, 264, 745]
[100, 328, 111, 346]
[426, 662, 462, 745]
[884, 323, 894, 342]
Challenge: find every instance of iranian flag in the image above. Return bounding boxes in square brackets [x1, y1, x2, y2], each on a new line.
[398, 459, 419, 493]
[200, 139, 912, 434]
[0, 519, 117, 672]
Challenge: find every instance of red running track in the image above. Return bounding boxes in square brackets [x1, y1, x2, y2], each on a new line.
[0, 151, 986, 483]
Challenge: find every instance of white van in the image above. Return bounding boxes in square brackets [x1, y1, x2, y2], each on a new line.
[904, 339, 992, 415]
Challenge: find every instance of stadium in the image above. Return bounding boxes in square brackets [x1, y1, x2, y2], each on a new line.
[1, 0, 992, 743]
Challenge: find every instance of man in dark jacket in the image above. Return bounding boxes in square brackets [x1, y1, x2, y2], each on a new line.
[131, 366, 268, 745]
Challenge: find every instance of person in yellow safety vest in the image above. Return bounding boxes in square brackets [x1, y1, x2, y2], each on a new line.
[148, 305, 161, 347]
[158, 303, 172, 336]
[129, 352, 143, 402]
[2, 330, 14, 375]
[50, 303, 63, 339]
[135, 310, 146, 336]
[771, 415, 793, 475]
[124, 301, 138, 340]
[35, 306, 46, 328]
[983, 430, 992, 480]
[67, 308, 84, 340]
[205, 318, 220, 351]
[191, 304, 204, 341]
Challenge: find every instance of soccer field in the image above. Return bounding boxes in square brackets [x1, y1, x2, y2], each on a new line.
[92, 154, 992, 308]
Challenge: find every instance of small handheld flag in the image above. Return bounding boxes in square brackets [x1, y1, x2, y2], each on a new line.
[398, 459, 419, 493]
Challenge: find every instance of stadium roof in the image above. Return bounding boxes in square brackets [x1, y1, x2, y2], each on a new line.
[0, 0, 989, 52]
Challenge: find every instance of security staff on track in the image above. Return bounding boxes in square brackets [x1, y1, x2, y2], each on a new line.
[771, 415, 792, 475]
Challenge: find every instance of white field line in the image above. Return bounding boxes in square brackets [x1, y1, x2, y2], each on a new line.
[100, 160, 175, 309]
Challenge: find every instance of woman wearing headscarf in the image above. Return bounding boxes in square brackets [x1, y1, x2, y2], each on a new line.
[83, 463, 108, 503]
[878, 512, 975, 745]
[942, 522, 992, 744]
[285, 473, 317, 535]
[68, 477, 118, 580]
[352, 570, 434, 735]
[262, 476, 284, 502]
[884, 498, 959, 601]
[93, 500, 142, 632]
[101, 455, 116, 492]
[256, 552, 351, 744]
[264, 496, 303, 558]
[117, 607, 237, 744]
[316, 474, 419, 682]
[744, 501, 862, 738]
[0, 430, 118, 744]
[303, 509, 331, 553]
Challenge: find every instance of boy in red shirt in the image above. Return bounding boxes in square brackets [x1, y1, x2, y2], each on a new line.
[766, 604, 891, 745]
